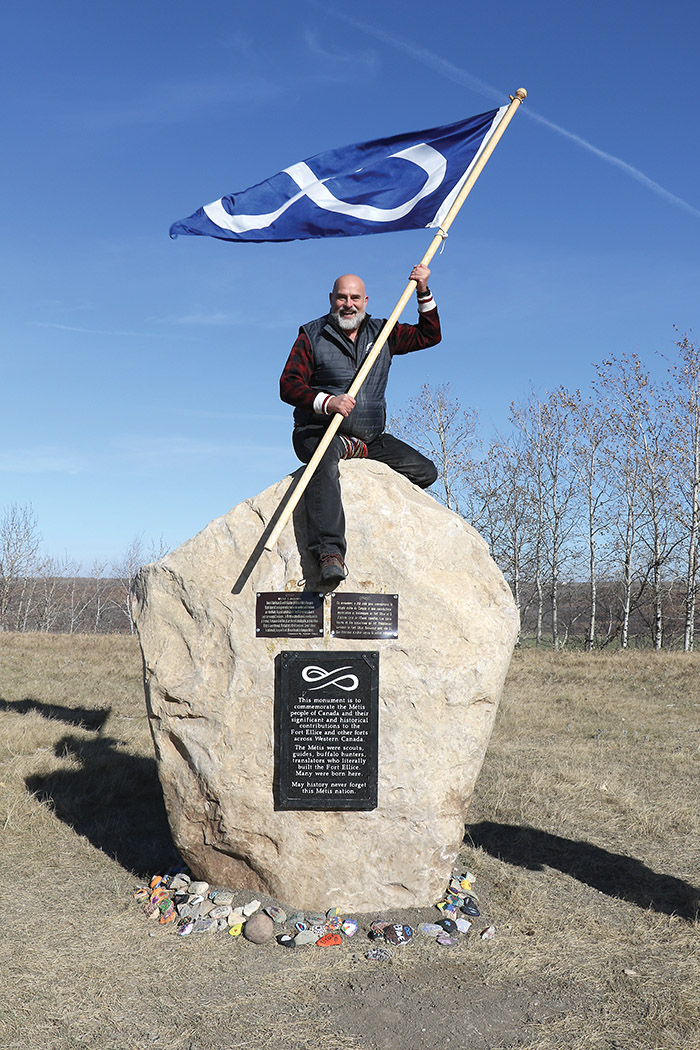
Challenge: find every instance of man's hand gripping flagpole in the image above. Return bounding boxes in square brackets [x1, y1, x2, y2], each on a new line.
[263, 88, 527, 553]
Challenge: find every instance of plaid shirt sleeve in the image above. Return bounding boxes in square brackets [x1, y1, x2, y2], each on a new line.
[388, 304, 441, 356]
[280, 329, 317, 411]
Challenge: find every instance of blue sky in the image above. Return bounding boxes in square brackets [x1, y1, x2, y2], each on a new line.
[3, 0, 698, 566]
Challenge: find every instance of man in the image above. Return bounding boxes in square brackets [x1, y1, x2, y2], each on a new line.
[280, 264, 440, 586]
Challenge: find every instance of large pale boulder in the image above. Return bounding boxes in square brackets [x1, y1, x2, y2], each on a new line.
[134, 461, 518, 912]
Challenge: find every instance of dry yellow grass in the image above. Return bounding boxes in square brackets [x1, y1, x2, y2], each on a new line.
[1, 636, 698, 1050]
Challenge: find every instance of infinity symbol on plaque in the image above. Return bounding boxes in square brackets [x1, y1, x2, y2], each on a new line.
[302, 665, 360, 691]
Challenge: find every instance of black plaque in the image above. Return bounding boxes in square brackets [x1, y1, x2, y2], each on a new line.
[256, 592, 324, 638]
[330, 592, 399, 639]
[275, 650, 379, 810]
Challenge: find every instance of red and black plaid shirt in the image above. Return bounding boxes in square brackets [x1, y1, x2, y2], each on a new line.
[279, 305, 441, 412]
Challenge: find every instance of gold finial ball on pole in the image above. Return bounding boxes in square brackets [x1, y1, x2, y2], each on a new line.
[513, 88, 527, 102]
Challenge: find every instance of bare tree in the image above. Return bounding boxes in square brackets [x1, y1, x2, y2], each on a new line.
[667, 332, 700, 651]
[33, 555, 67, 633]
[509, 396, 546, 645]
[565, 390, 613, 650]
[472, 434, 535, 645]
[390, 382, 478, 513]
[85, 561, 110, 633]
[608, 416, 645, 649]
[111, 535, 145, 634]
[469, 444, 508, 559]
[0, 504, 41, 631]
[597, 354, 679, 649]
[111, 534, 169, 633]
[511, 391, 577, 649]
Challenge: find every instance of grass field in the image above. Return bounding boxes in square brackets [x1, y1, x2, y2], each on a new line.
[1, 635, 698, 1050]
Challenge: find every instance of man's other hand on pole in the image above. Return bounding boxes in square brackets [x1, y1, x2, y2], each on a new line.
[327, 394, 356, 417]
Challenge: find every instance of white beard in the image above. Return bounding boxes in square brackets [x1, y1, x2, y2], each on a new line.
[333, 307, 365, 332]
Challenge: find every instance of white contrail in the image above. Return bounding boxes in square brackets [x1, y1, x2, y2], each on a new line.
[311, 4, 700, 220]
[524, 109, 700, 219]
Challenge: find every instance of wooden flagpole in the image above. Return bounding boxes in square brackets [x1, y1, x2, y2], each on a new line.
[264, 88, 527, 552]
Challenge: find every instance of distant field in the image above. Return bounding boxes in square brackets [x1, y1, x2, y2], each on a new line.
[1, 635, 698, 1050]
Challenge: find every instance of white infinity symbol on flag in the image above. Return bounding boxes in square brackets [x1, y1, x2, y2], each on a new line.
[302, 665, 360, 691]
[204, 144, 447, 233]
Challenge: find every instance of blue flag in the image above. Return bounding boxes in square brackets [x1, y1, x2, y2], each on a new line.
[170, 108, 507, 243]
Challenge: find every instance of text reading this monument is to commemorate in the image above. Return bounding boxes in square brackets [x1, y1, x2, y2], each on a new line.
[275, 651, 379, 811]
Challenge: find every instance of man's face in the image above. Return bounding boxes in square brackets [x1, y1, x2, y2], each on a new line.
[329, 275, 368, 332]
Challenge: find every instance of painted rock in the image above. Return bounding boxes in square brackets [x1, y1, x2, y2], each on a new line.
[242, 899, 261, 917]
[383, 924, 413, 946]
[436, 933, 457, 946]
[211, 891, 233, 906]
[368, 920, 390, 940]
[316, 932, 342, 947]
[192, 917, 215, 933]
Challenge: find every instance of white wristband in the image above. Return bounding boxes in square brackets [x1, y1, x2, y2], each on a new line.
[313, 391, 334, 414]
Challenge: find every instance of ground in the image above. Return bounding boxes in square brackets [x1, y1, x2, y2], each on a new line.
[1, 635, 698, 1049]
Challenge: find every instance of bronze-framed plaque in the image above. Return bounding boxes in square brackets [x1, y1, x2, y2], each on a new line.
[330, 592, 398, 639]
[256, 592, 324, 638]
[274, 650, 379, 811]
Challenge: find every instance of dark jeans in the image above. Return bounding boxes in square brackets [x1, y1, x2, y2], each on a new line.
[292, 425, 438, 561]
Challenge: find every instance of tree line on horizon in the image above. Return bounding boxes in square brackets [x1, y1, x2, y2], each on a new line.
[393, 331, 700, 651]
[0, 522, 164, 635]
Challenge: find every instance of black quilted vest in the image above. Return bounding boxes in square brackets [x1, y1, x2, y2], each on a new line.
[293, 313, 391, 442]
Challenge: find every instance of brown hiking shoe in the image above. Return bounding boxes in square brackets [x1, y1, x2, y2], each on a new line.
[319, 552, 347, 586]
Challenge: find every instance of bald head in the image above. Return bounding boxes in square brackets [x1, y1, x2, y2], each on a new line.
[329, 274, 368, 335]
[331, 274, 366, 299]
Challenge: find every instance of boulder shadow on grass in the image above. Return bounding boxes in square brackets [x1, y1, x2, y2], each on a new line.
[26, 734, 178, 879]
[467, 821, 699, 920]
[0, 696, 111, 731]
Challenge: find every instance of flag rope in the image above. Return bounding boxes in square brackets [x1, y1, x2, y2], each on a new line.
[263, 88, 527, 554]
